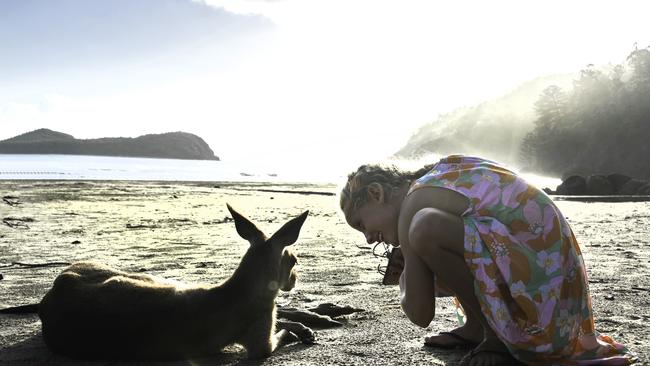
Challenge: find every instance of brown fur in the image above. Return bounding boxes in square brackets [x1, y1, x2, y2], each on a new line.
[38, 204, 309, 360]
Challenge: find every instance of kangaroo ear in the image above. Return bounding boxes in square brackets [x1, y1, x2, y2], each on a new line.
[227, 204, 265, 244]
[268, 210, 309, 247]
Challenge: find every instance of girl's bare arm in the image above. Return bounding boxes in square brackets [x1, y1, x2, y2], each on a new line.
[396, 186, 468, 327]
[399, 242, 436, 327]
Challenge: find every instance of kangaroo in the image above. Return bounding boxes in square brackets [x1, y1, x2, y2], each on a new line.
[32, 204, 309, 360]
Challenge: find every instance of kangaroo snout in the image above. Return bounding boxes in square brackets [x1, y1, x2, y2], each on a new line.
[280, 250, 298, 291]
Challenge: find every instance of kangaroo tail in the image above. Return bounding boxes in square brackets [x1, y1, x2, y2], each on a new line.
[0, 304, 39, 314]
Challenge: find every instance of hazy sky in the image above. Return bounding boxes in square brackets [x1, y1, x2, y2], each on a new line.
[1, 0, 649, 172]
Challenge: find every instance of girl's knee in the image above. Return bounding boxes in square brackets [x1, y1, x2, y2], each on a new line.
[409, 208, 447, 253]
[408, 208, 463, 257]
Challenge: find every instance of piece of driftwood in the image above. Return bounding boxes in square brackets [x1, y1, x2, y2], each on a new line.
[2, 196, 21, 206]
[632, 286, 650, 292]
[229, 188, 335, 196]
[254, 189, 335, 196]
[2, 217, 34, 229]
[0, 261, 71, 269]
[202, 217, 234, 225]
[125, 223, 160, 229]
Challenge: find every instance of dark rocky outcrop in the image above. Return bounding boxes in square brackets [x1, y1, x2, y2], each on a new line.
[618, 179, 646, 195]
[607, 173, 632, 193]
[555, 175, 587, 195]
[554, 174, 650, 196]
[0, 129, 219, 161]
[638, 184, 650, 195]
[585, 175, 614, 195]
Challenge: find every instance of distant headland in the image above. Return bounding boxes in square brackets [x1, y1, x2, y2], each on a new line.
[0, 129, 219, 161]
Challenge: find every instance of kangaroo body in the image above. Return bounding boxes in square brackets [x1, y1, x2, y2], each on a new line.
[36, 205, 308, 360]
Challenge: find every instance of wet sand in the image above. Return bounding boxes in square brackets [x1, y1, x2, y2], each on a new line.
[1, 180, 648, 365]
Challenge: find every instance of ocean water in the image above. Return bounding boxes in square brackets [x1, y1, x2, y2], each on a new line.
[0, 154, 341, 184]
[0, 154, 562, 189]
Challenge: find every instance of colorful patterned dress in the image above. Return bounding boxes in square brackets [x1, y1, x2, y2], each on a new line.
[409, 155, 636, 366]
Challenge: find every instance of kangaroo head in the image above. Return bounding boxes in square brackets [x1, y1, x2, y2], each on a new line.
[227, 204, 309, 293]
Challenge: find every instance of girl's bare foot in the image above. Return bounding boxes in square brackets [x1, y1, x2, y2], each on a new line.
[459, 337, 520, 366]
[424, 323, 483, 349]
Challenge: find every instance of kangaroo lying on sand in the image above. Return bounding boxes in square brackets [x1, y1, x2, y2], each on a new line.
[33, 204, 309, 360]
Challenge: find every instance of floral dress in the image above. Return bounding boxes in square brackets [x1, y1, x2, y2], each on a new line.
[409, 155, 636, 366]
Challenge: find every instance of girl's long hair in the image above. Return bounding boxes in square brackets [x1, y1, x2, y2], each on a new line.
[340, 163, 435, 215]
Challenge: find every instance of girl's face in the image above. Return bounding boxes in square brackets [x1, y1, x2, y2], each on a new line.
[345, 197, 399, 246]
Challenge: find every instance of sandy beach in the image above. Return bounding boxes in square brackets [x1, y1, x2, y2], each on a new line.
[1, 180, 648, 365]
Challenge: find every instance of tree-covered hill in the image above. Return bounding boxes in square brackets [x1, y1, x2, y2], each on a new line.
[394, 73, 576, 166]
[521, 47, 650, 179]
[396, 46, 650, 179]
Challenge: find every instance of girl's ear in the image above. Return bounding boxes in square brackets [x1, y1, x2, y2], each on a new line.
[367, 182, 385, 203]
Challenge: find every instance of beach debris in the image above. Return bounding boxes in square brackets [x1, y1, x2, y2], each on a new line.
[2, 196, 21, 206]
[229, 187, 336, 196]
[308, 303, 365, 318]
[126, 222, 160, 229]
[332, 281, 361, 287]
[0, 261, 71, 269]
[169, 241, 198, 246]
[125, 218, 196, 229]
[632, 286, 650, 292]
[0, 273, 3, 280]
[2, 217, 34, 229]
[605, 294, 616, 300]
[258, 188, 335, 196]
[202, 216, 233, 225]
[277, 306, 343, 328]
[71, 240, 81, 245]
[161, 218, 195, 225]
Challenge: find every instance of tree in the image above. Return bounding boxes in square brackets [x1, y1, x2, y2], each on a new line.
[520, 46, 650, 178]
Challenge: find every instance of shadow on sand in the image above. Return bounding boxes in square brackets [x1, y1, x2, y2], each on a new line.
[0, 329, 312, 366]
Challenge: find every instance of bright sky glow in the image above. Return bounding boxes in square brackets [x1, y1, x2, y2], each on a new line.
[2, 0, 649, 175]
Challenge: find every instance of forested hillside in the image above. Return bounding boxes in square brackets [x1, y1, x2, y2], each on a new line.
[396, 47, 650, 179]
[394, 74, 575, 165]
[521, 47, 650, 178]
